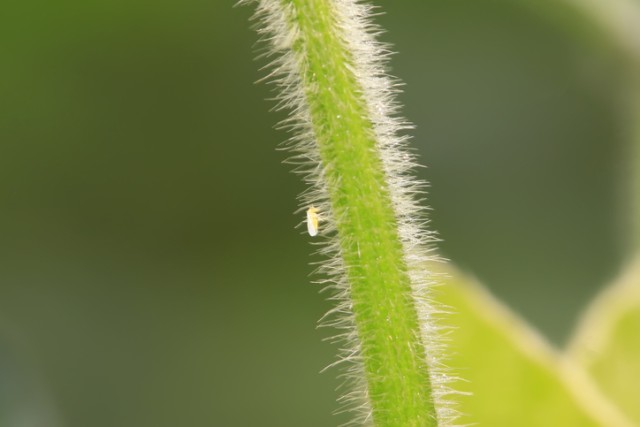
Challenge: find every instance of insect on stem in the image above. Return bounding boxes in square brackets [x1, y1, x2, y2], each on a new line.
[306, 206, 320, 237]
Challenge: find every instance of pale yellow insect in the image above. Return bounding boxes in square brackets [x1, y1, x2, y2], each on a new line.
[306, 206, 320, 237]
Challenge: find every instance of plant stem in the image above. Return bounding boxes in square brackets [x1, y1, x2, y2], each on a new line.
[288, 0, 436, 424]
[245, 0, 445, 425]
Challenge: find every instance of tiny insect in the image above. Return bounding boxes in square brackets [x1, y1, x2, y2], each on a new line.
[306, 206, 320, 237]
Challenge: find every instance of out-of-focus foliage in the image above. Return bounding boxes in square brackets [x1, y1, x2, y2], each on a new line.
[569, 256, 640, 424]
[436, 266, 635, 426]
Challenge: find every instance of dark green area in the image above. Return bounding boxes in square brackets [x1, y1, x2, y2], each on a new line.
[0, 0, 629, 426]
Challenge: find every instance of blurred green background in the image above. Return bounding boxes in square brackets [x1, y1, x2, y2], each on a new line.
[0, 0, 634, 425]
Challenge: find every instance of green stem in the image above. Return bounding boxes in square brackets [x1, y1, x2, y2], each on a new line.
[286, 0, 436, 425]
[245, 0, 444, 425]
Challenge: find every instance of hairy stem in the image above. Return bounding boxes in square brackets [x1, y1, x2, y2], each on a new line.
[245, 0, 446, 425]
[288, 0, 436, 425]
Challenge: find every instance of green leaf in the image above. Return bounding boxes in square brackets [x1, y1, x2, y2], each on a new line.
[568, 255, 640, 424]
[435, 265, 634, 427]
